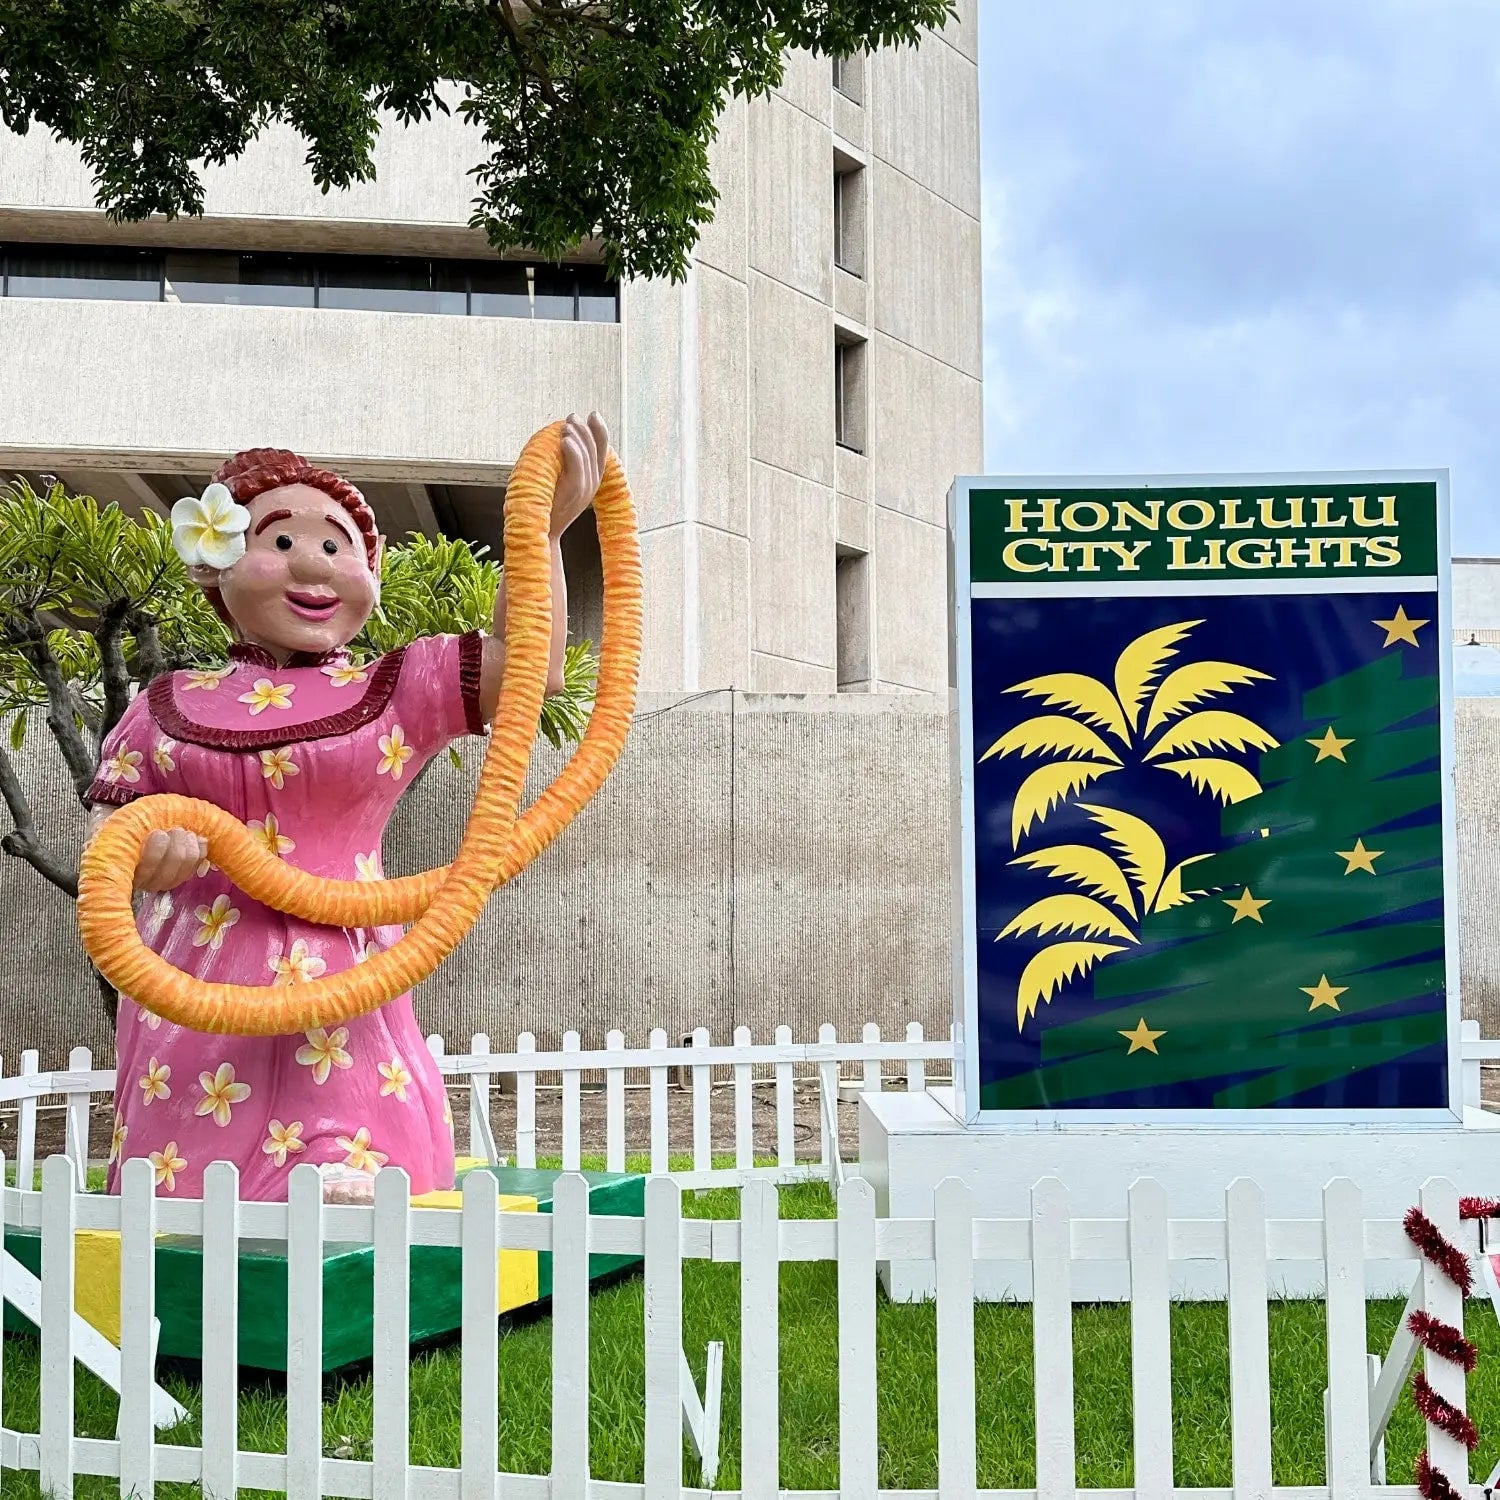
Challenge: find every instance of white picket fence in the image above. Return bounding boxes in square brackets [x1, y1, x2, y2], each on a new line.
[0, 1151, 1476, 1500]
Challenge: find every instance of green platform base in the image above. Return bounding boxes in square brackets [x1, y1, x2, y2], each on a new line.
[4, 1165, 644, 1373]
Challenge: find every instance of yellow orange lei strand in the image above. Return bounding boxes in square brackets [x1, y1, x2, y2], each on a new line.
[76, 421, 641, 1036]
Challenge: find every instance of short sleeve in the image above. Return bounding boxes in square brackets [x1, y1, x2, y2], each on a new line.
[87, 690, 163, 806]
[387, 631, 486, 760]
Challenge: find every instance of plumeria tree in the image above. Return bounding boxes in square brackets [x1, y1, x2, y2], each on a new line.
[0, 477, 596, 910]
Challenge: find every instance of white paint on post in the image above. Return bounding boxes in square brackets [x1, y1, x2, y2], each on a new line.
[1420, 1177, 1469, 1492]
[862, 1023, 882, 1094]
[606, 1029, 627, 1174]
[201, 1161, 242, 1500]
[934, 1177, 977, 1500]
[739, 1180, 780, 1500]
[562, 1030, 582, 1173]
[118, 1155, 157, 1500]
[644, 1175, 684, 1500]
[1226, 1178, 1273, 1500]
[837, 1176, 878, 1500]
[818, 1024, 839, 1170]
[552, 1173, 592, 1495]
[1323, 1179, 1370, 1500]
[692, 1027, 711, 1174]
[906, 1021, 926, 1093]
[16, 1049, 38, 1191]
[373, 1167, 412, 1500]
[39, 1154, 77, 1500]
[285, 1162, 325, 1500]
[649, 1027, 669, 1176]
[460, 1169, 500, 1500]
[734, 1025, 754, 1172]
[64, 1046, 92, 1190]
[1127, 1177, 1173, 1500]
[1031, 1177, 1076, 1500]
[516, 1031, 537, 1169]
[774, 1024, 795, 1169]
[467, 1031, 492, 1162]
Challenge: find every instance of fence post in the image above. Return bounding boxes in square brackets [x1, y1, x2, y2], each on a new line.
[562, 1030, 582, 1172]
[906, 1022, 926, 1094]
[285, 1162, 325, 1500]
[373, 1168, 411, 1500]
[818, 1024, 838, 1173]
[837, 1176, 878, 1500]
[1323, 1179, 1370, 1500]
[1420, 1177, 1468, 1494]
[606, 1030, 626, 1174]
[552, 1174, 592, 1494]
[692, 1028, 711, 1175]
[39, 1153, 77, 1500]
[649, 1027, 669, 1176]
[934, 1178, 977, 1500]
[1462, 1019, 1482, 1111]
[862, 1023, 882, 1095]
[201, 1161, 242, 1500]
[740, 1180, 780, 1500]
[516, 1031, 537, 1170]
[1129, 1178, 1173, 1500]
[118, 1155, 158, 1500]
[17, 1049, 38, 1191]
[1032, 1178, 1075, 1500]
[65, 1046, 93, 1191]
[644, 1176, 683, 1500]
[733, 1026, 754, 1172]
[1226, 1178, 1272, 1500]
[773, 1024, 795, 1170]
[467, 1032, 492, 1163]
[461, 1168, 500, 1500]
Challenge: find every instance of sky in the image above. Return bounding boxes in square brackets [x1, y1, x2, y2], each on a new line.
[977, 0, 1500, 557]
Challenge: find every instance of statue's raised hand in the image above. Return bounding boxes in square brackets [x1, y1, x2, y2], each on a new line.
[551, 411, 608, 539]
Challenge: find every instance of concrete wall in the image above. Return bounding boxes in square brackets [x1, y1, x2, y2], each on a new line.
[6, 692, 1500, 1069]
[1455, 559, 1500, 634]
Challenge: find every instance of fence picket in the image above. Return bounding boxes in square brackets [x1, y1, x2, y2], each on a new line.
[467, 1032, 491, 1162]
[39, 1154, 77, 1500]
[733, 1026, 753, 1171]
[1419, 1177, 1468, 1493]
[692, 1027, 711, 1174]
[516, 1032, 537, 1169]
[562, 1031, 582, 1172]
[0, 1151, 6, 1453]
[17, 1049, 38, 1191]
[774, 1024, 795, 1169]
[461, 1169, 500, 1500]
[201, 1161, 241, 1500]
[285, 1163, 325, 1500]
[905, 1022, 926, 1093]
[644, 1176, 683, 1500]
[1031, 1177, 1075, 1500]
[118, 1156, 157, 1500]
[934, 1178, 977, 1500]
[862, 1023, 882, 1094]
[740, 1180, 780, 1500]
[1323, 1179, 1369, 1500]
[837, 1176, 878, 1500]
[649, 1027, 669, 1175]
[818, 1024, 838, 1170]
[1128, 1178, 1173, 1500]
[1226, 1178, 1273, 1500]
[552, 1174, 592, 1494]
[64, 1046, 92, 1189]
[606, 1030, 626, 1174]
[373, 1168, 412, 1500]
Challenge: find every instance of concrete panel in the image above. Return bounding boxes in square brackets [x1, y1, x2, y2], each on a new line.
[833, 92, 867, 153]
[868, 332, 984, 526]
[749, 92, 833, 302]
[636, 525, 687, 692]
[696, 95, 748, 284]
[751, 652, 837, 693]
[837, 493, 871, 554]
[697, 527, 751, 689]
[696, 264, 750, 536]
[872, 508, 947, 692]
[750, 273, 833, 485]
[834, 266, 868, 325]
[750, 463, 836, 667]
[870, 160, 981, 378]
[941, 0, 979, 63]
[837, 445, 869, 503]
[869, 28, 980, 217]
[1455, 560, 1500, 631]
[773, 48, 832, 125]
[620, 277, 687, 533]
[0, 298, 620, 477]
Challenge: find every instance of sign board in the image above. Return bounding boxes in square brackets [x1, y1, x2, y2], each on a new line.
[948, 472, 1456, 1125]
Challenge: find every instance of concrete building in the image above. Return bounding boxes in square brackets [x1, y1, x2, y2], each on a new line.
[1454, 558, 1500, 637]
[0, 7, 981, 695]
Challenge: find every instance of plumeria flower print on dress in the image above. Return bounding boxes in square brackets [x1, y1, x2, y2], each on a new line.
[353, 850, 381, 881]
[193, 894, 241, 951]
[139, 1057, 171, 1105]
[378, 1056, 412, 1102]
[195, 1063, 251, 1127]
[171, 483, 251, 569]
[337, 1127, 388, 1174]
[248, 813, 295, 857]
[259, 747, 299, 789]
[262, 1119, 306, 1168]
[136, 1003, 163, 1030]
[296, 1026, 353, 1084]
[108, 1111, 128, 1165]
[377, 725, 413, 779]
[102, 747, 143, 784]
[238, 678, 295, 715]
[149, 1141, 188, 1192]
[270, 938, 327, 986]
[152, 739, 177, 774]
[322, 659, 368, 688]
[182, 666, 232, 691]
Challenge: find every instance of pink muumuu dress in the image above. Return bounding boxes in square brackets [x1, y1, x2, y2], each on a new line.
[88, 633, 484, 1201]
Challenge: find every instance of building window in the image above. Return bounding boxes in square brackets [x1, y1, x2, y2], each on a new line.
[0, 243, 619, 322]
[836, 548, 871, 690]
[832, 53, 864, 104]
[835, 335, 867, 454]
[834, 159, 866, 279]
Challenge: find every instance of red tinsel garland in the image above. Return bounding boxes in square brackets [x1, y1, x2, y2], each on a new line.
[1417, 1450, 1465, 1500]
[1404, 1206, 1474, 1295]
[1413, 1371, 1481, 1449]
[1407, 1309, 1478, 1372]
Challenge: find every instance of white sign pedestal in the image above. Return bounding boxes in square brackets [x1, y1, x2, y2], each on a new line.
[860, 1088, 1500, 1301]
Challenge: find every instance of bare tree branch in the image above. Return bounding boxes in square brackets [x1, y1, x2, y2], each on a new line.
[97, 598, 134, 740]
[0, 741, 79, 897]
[489, 0, 562, 105]
[21, 631, 99, 801]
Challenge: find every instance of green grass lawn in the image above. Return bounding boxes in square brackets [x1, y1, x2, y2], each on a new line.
[3, 1167, 1498, 1498]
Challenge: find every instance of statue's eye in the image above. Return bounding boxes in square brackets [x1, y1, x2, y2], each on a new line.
[275, 535, 293, 552]
[322, 539, 339, 556]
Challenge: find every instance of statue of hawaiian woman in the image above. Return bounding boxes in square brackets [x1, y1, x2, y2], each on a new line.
[86, 413, 609, 1203]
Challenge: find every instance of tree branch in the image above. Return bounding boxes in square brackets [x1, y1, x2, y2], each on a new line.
[0, 741, 79, 897]
[97, 598, 134, 739]
[131, 613, 165, 690]
[21, 630, 99, 801]
[488, 0, 562, 105]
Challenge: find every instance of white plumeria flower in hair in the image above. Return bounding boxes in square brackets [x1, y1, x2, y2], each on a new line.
[171, 482, 252, 569]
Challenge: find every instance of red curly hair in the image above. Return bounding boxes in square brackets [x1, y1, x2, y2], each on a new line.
[211, 447, 380, 570]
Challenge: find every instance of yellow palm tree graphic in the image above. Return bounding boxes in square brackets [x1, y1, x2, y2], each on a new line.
[983, 620, 1278, 1031]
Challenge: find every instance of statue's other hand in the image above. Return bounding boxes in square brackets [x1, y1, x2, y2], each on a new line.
[135, 828, 208, 893]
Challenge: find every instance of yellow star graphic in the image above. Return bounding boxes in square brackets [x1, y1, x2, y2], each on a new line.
[1301, 975, 1348, 1012]
[1307, 725, 1353, 763]
[1337, 838, 1384, 875]
[1224, 887, 1271, 923]
[1373, 604, 1430, 648]
[1119, 1018, 1165, 1055]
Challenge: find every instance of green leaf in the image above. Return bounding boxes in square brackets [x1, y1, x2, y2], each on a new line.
[9, 712, 25, 751]
[448, 746, 463, 771]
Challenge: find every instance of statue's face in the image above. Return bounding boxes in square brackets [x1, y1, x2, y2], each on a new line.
[212, 484, 382, 657]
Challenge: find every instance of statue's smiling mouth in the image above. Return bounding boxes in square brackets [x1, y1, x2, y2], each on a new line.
[284, 590, 340, 620]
